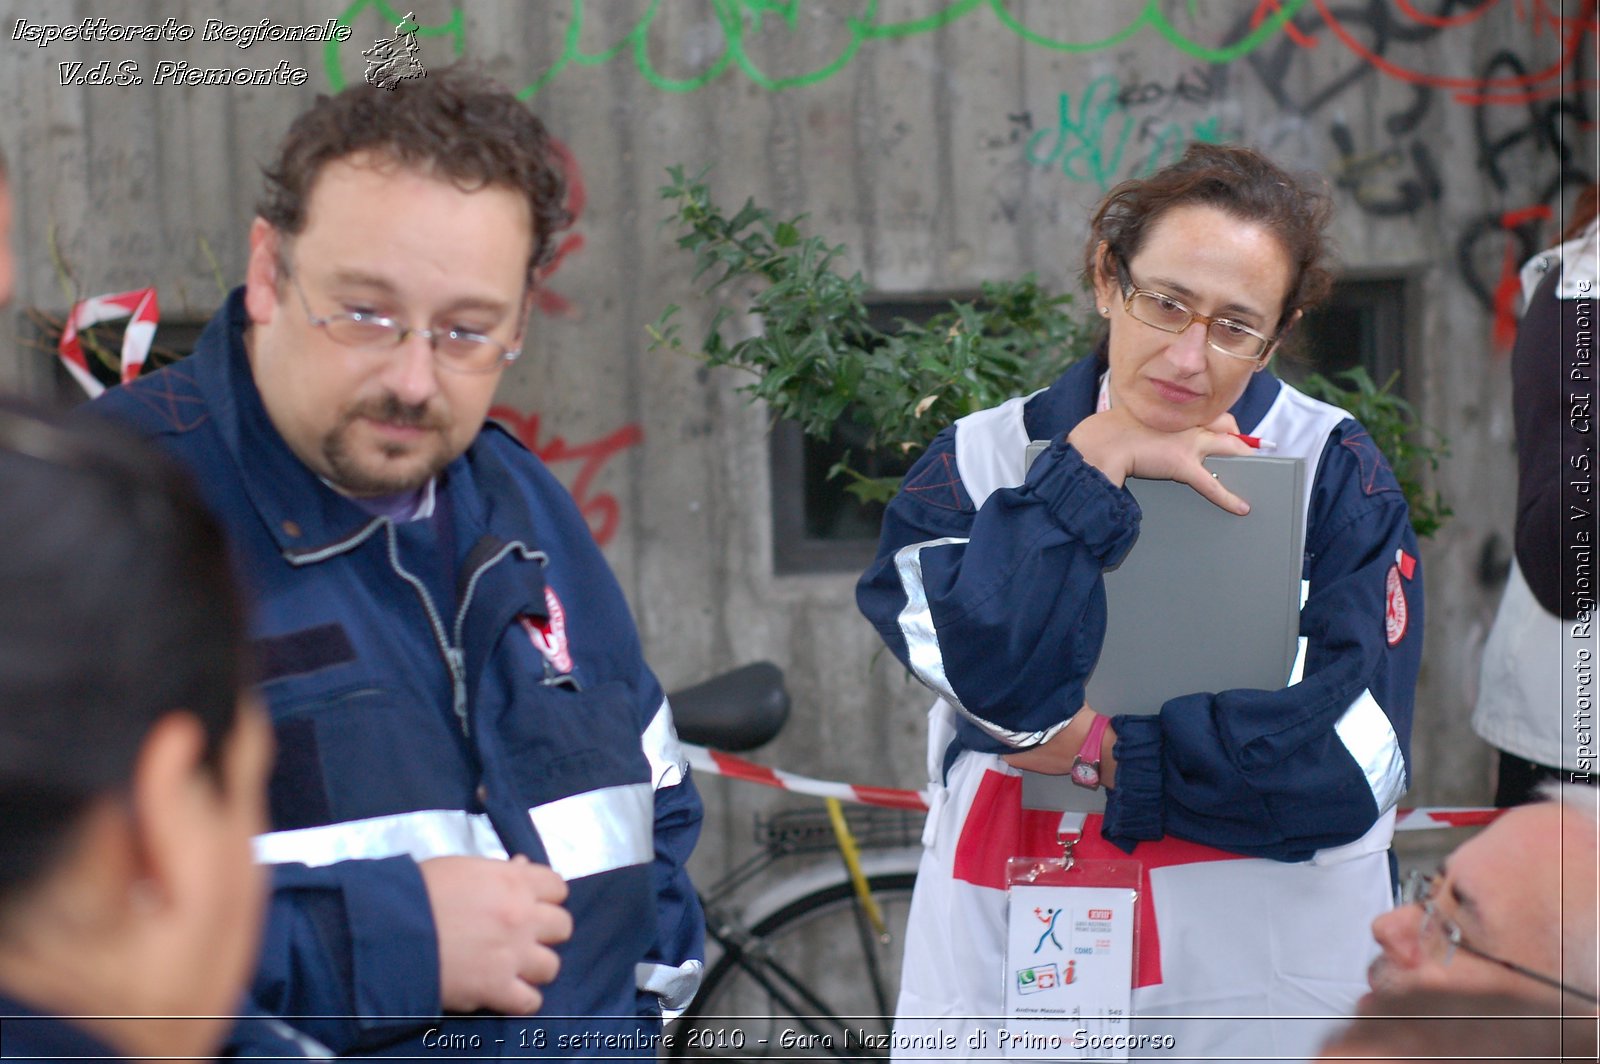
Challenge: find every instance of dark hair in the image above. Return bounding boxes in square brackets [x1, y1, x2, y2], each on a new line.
[257, 64, 570, 284]
[0, 401, 249, 908]
[1083, 143, 1336, 332]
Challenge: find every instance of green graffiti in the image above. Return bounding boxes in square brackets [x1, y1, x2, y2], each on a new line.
[1024, 75, 1226, 191]
[323, 0, 1312, 97]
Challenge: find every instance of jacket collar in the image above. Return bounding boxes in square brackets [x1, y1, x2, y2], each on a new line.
[1229, 363, 1283, 434]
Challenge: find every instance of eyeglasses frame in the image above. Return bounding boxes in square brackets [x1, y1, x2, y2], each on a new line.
[288, 273, 522, 375]
[1111, 257, 1278, 365]
[1403, 868, 1600, 1005]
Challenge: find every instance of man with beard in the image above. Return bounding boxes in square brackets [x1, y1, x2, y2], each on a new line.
[88, 67, 703, 1057]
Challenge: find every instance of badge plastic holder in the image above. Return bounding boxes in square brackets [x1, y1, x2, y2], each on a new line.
[1001, 813, 1143, 1060]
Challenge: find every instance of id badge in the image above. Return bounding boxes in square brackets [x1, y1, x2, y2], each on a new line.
[1001, 816, 1140, 1060]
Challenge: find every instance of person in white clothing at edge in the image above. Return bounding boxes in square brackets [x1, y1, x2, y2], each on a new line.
[857, 144, 1422, 1061]
[1472, 183, 1599, 808]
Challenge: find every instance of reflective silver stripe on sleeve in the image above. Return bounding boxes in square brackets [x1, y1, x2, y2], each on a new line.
[644, 697, 688, 790]
[893, 537, 1069, 749]
[528, 782, 655, 881]
[253, 808, 508, 866]
[1334, 688, 1407, 814]
[637, 958, 704, 1016]
[255, 785, 656, 882]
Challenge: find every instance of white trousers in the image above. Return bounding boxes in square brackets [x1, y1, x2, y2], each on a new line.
[891, 750, 1393, 1062]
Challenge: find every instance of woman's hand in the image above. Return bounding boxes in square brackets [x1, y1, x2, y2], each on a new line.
[1067, 407, 1257, 515]
[1002, 705, 1118, 789]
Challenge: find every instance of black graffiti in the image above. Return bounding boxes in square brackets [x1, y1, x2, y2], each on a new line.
[1329, 123, 1444, 216]
[1115, 66, 1225, 109]
[1472, 49, 1593, 194]
[1455, 46, 1595, 313]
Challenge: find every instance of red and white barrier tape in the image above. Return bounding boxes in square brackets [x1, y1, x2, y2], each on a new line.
[684, 744, 1504, 829]
[685, 745, 930, 811]
[58, 288, 160, 398]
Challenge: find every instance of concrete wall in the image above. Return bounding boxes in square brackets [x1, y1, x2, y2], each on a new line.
[1, 0, 1593, 879]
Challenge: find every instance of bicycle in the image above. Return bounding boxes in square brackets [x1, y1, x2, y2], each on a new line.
[667, 663, 924, 1060]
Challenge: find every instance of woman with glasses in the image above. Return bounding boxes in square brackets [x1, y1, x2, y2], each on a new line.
[857, 143, 1422, 1060]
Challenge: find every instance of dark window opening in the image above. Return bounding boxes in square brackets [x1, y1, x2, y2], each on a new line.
[1277, 271, 1416, 397]
[769, 294, 976, 576]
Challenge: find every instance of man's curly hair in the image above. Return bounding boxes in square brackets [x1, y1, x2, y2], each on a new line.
[258, 64, 569, 284]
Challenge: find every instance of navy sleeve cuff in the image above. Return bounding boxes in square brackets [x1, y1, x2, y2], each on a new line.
[1101, 714, 1163, 850]
[1027, 442, 1140, 568]
[342, 856, 441, 1030]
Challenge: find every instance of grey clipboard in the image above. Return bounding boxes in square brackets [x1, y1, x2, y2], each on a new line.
[1019, 448, 1306, 813]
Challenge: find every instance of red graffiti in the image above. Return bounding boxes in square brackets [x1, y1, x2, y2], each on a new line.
[1252, 0, 1598, 106]
[533, 136, 588, 320]
[1315, 0, 1598, 106]
[1492, 204, 1554, 351]
[1392, 0, 1498, 30]
[491, 406, 643, 546]
[1249, 0, 1320, 50]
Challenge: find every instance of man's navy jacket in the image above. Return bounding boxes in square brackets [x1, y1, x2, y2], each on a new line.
[91, 289, 704, 1056]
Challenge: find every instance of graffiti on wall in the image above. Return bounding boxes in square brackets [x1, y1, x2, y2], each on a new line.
[1022, 74, 1225, 191]
[1238, 0, 1596, 344]
[999, 0, 1595, 344]
[323, 0, 1595, 342]
[491, 407, 644, 547]
[534, 135, 588, 321]
[323, 0, 1592, 103]
[321, 0, 1311, 96]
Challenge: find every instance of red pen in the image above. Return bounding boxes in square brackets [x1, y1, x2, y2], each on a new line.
[1231, 433, 1279, 452]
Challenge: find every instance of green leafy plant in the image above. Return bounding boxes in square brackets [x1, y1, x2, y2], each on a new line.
[1298, 367, 1453, 538]
[650, 166, 1450, 535]
[648, 166, 1098, 504]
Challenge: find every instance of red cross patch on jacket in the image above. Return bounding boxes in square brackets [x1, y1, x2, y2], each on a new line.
[521, 586, 573, 674]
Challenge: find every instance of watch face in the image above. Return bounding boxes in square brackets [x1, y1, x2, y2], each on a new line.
[1070, 757, 1100, 789]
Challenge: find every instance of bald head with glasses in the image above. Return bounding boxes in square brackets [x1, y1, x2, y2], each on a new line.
[1367, 784, 1599, 1011]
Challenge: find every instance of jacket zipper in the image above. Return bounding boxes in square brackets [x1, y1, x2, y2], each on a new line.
[290, 518, 545, 738]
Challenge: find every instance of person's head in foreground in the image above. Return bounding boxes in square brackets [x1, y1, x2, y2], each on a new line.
[1319, 988, 1597, 1062]
[1081, 141, 1335, 436]
[245, 63, 567, 500]
[1368, 783, 1599, 1011]
[0, 401, 270, 1058]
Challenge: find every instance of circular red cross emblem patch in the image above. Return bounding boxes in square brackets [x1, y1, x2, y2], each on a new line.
[1385, 564, 1408, 647]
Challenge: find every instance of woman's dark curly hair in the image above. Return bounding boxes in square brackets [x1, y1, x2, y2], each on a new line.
[1082, 143, 1336, 332]
[258, 64, 570, 284]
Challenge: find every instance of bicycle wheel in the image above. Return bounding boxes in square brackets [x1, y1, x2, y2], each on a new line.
[670, 871, 917, 1061]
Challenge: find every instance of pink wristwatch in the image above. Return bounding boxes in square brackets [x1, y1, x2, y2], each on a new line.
[1069, 713, 1111, 790]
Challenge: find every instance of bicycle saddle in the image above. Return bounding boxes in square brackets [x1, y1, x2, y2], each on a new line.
[669, 661, 790, 752]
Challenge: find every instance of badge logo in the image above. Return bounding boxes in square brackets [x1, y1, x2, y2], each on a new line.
[1385, 563, 1408, 647]
[521, 586, 573, 673]
[1033, 907, 1065, 953]
[1016, 963, 1059, 995]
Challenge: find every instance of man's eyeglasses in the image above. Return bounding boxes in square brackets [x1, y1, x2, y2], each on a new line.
[1115, 265, 1276, 363]
[291, 276, 520, 375]
[1402, 868, 1600, 1005]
